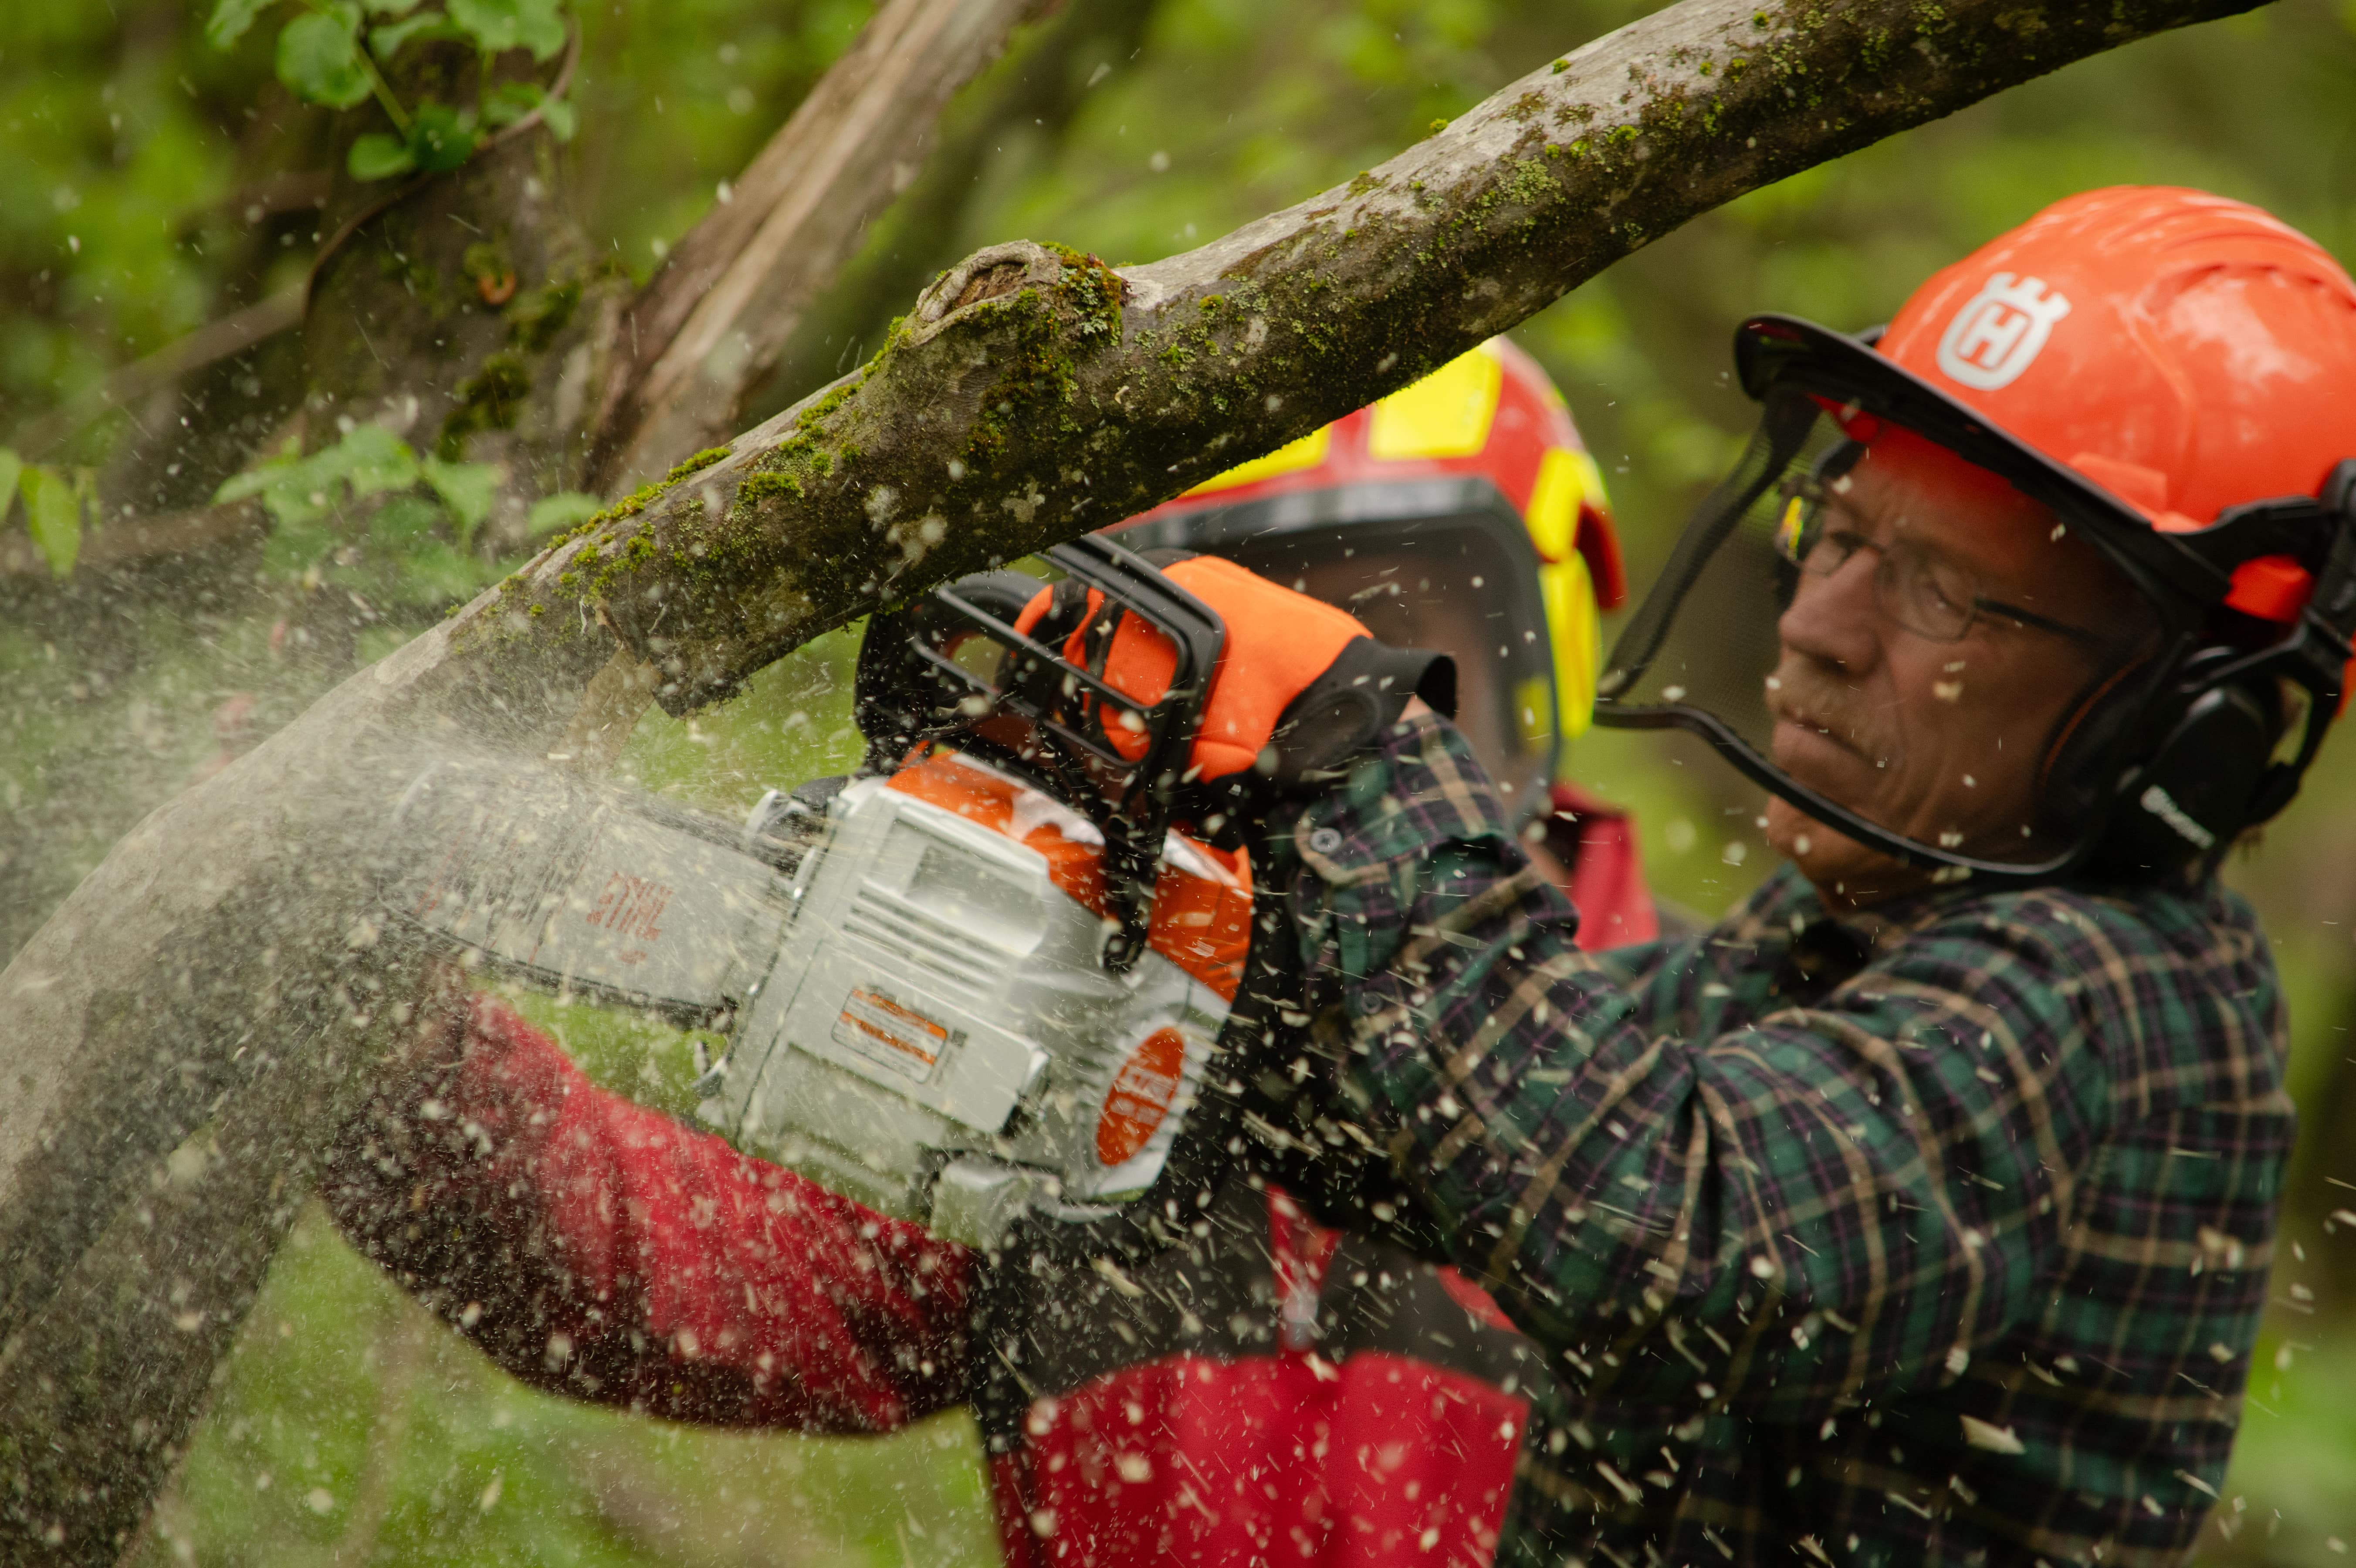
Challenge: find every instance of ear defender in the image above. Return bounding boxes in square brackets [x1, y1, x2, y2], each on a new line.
[2087, 654, 2287, 884]
[2063, 459, 2356, 885]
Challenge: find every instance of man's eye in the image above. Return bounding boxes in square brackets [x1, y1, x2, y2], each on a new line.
[1921, 565, 1972, 612]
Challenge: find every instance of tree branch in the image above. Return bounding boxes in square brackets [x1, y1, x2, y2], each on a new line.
[0, 0, 2270, 1559]
[555, 0, 2274, 713]
[587, 0, 1056, 492]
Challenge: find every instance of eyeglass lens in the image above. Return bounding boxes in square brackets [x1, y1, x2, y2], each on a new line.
[1777, 491, 1979, 642]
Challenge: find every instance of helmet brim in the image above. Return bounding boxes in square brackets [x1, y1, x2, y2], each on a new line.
[1735, 314, 2234, 621]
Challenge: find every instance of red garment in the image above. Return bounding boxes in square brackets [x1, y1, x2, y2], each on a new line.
[1541, 782, 1658, 947]
[328, 790, 1654, 1566]
[992, 1352, 1524, 1568]
[328, 997, 970, 1432]
[329, 1003, 1527, 1564]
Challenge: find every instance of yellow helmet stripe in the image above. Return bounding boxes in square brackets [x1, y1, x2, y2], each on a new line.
[1540, 554, 1601, 750]
[1526, 445, 1608, 564]
[1367, 345, 1504, 461]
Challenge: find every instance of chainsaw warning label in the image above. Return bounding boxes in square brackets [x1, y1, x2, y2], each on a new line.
[832, 986, 953, 1081]
[1097, 1027, 1188, 1166]
[583, 871, 674, 962]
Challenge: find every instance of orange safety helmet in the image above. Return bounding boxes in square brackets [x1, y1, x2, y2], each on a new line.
[1111, 338, 1624, 792]
[1878, 186, 2356, 591]
[1594, 187, 2356, 882]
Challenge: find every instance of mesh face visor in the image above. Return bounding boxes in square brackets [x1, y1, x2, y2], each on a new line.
[1591, 369, 2202, 881]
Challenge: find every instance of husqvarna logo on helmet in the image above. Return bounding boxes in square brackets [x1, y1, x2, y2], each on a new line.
[1935, 273, 2072, 391]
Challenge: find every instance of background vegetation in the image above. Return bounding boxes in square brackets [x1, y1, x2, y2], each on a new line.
[6, 0, 2356, 1561]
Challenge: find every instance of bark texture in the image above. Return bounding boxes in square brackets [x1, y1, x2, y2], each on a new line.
[0, 0, 2269, 1560]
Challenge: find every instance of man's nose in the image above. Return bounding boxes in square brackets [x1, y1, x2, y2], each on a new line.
[1778, 551, 1884, 672]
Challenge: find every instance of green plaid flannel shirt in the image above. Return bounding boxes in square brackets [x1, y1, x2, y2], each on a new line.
[1283, 713, 2291, 1568]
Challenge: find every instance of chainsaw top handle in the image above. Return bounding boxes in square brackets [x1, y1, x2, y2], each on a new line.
[853, 537, 1228, 972]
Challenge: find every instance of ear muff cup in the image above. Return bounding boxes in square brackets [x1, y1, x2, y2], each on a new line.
[2038, 636, 2298, 882]
[2087, 675, 2283, 881]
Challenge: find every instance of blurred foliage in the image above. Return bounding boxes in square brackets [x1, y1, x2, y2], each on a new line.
[11, 0, 2356, 1564]
[133, 1202, 997, 1568]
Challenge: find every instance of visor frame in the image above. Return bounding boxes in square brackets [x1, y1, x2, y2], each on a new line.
[1594, 315, 2324, 886]
[1734, 315, 2234, 620]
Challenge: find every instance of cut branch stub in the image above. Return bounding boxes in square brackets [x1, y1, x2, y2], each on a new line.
[913, 240, 1071, 335]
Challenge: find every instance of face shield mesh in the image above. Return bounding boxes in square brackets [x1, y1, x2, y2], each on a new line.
[1594, 391, 1818, 773]
[1594, 385, 2135, 876]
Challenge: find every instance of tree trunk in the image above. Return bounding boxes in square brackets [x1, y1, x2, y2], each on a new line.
[0, 0, 2269, 1559]
[587, 0, 1058, 494]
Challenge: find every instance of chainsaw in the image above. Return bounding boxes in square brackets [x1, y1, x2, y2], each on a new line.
[382, 537, 1285, 1254]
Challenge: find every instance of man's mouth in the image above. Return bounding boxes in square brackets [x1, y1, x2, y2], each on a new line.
[1766, 682, 1878, 767]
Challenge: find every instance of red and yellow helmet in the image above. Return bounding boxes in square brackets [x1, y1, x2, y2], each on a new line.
[1111, 337, 1624, 791]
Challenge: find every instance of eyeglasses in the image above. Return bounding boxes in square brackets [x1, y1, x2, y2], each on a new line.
[1771, 480, 2103, 647]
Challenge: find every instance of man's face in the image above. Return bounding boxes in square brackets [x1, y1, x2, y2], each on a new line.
[1762, 433, 2128, 906]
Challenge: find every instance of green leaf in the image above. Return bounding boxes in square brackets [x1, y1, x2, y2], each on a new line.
[361, 0, 423, 14]
[215, 425, 420, 530]
[260, 520, 338, 578]
[368, 492, 445, 549]
[212, 472, 268, 506]
[408, 100, 480, 173]
[0, 449, 21, 531]
[481, 80, 542, 127]
[277, 10, 373, 109]
[525, 491, 603, 537]
[228, 459, 332, 528]
[446, 0, 565, 61]
[421, 456, 501, 544]
[329, 423, 422, 498]
[347, 132, 417, 182]
[20, 466, 82, 578]
[206, 0, 280, 48]
[538, 92, 576, 142]
[368, 10, 458, 59]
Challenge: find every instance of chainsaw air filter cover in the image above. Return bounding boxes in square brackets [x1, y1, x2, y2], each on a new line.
[719, 748, 1257, 1251]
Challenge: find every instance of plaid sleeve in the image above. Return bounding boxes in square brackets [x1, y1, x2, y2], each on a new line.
[1284, 713, 2121, 1423]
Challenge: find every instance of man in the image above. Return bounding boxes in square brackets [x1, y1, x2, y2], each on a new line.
[1252, 186, 2356, 1563]
[344, 183, 2349, 1566]
[331, 348, 1649, 1566]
